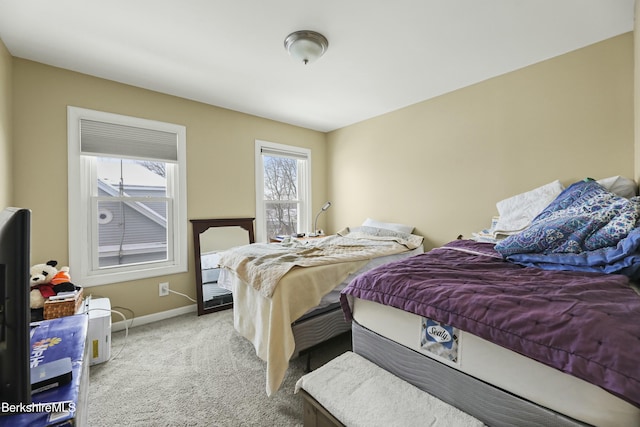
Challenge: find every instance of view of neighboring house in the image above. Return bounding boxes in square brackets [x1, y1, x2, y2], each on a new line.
[96, 159, 168, 267]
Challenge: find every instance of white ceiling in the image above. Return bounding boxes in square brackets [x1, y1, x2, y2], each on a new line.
[0, 0, 634, 132]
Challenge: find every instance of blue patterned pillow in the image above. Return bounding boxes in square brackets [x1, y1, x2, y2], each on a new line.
[495, 179, 640, 256]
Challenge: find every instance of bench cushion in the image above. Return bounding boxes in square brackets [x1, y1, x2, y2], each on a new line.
[295, 351, 484, 427]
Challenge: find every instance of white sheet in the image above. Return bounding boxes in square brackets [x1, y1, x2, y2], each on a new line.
[200, 251, 220, 270]
[493, 180, 564, 236]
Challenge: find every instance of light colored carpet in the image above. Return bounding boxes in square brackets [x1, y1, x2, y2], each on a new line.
[87, 310, 350, 426]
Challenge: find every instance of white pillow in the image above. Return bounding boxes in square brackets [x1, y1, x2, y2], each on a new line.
[493, 180, 564, 235]
[362, 218, 414, 234]
[596, 176, 638, 199]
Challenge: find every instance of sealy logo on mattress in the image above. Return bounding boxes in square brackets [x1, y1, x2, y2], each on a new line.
[424, 319, 455, 349]
[427, 325, 452, 343]
[421, 318, 459, 362]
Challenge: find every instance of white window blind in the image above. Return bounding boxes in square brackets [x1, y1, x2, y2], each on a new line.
[260, 146, 308, 161]
[80, 119, 178, 162]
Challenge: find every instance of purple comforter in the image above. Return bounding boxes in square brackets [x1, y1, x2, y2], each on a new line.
[340, 239, 640, 408]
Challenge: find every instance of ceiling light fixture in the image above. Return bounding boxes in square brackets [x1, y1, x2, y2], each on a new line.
[284, 30, 328, 65]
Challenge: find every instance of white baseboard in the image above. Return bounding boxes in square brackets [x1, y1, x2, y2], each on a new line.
[111, 304, 197, 332]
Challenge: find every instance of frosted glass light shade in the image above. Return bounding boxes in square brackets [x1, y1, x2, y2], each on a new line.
[284, 31, 328, 65]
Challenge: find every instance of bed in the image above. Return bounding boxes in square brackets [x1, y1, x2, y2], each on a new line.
[340, 179, 640, 427]
[216, 223, 424, 395]
[200, 252, 233, 309]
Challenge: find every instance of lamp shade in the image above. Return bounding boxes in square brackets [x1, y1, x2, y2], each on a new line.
[284, 30, 328, 65]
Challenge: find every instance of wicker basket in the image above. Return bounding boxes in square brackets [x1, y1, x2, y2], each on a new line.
[43, 287, 84, 320]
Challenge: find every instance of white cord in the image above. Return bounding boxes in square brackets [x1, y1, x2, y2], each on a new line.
[84, 308, 129, 361]
[80, 288, 194, 365]
[168, 288, 197, 303]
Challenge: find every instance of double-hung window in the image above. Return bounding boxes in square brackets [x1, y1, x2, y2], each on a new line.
[255, 140, 311, 242]
[67, 107, 187, 286]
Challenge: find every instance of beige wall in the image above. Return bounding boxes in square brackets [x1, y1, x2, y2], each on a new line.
[4, 29, 636, 319]
[327, 33, 634, 250]
[0, 38, 11, 208]
[11, 59, 327, 318]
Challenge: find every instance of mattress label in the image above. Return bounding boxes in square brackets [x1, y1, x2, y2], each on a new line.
[421, 318, 459, 364]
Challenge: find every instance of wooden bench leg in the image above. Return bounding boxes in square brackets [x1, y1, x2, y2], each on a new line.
[299, 389, 345, 427]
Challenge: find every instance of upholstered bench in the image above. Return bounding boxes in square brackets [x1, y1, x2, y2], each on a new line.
[295, 351, 484, 427]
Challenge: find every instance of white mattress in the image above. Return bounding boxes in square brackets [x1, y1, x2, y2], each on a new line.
[352, 298, 640, 427]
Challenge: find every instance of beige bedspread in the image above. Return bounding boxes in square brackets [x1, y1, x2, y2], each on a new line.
[217, 226, 424, 395]
[225, 259, 368, 396]
[217, 226, 423, 298]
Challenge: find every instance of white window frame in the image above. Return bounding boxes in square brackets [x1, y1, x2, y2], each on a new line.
[255, 140, 311, 243]
[67, 106, 188, 286]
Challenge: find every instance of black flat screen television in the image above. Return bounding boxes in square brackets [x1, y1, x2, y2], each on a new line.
[0, 207, 31, 407]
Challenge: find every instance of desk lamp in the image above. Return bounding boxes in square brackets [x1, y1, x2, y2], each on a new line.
[309, 201, 331, 237]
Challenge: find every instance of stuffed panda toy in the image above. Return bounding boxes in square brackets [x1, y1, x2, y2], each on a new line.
[29, 260, 75, 309]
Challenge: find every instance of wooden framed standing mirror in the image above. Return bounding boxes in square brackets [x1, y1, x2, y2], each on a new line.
[191, 218, 255, 315]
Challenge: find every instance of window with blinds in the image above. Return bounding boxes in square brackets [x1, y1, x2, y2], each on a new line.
[68, 107, 187, 286]
[255, 140, 311, 242]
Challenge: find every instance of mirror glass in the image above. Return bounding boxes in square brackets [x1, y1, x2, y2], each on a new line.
[191, 218, 254, 315]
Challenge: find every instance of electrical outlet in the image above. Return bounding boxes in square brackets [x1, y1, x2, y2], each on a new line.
[159, 282, 169, 297]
